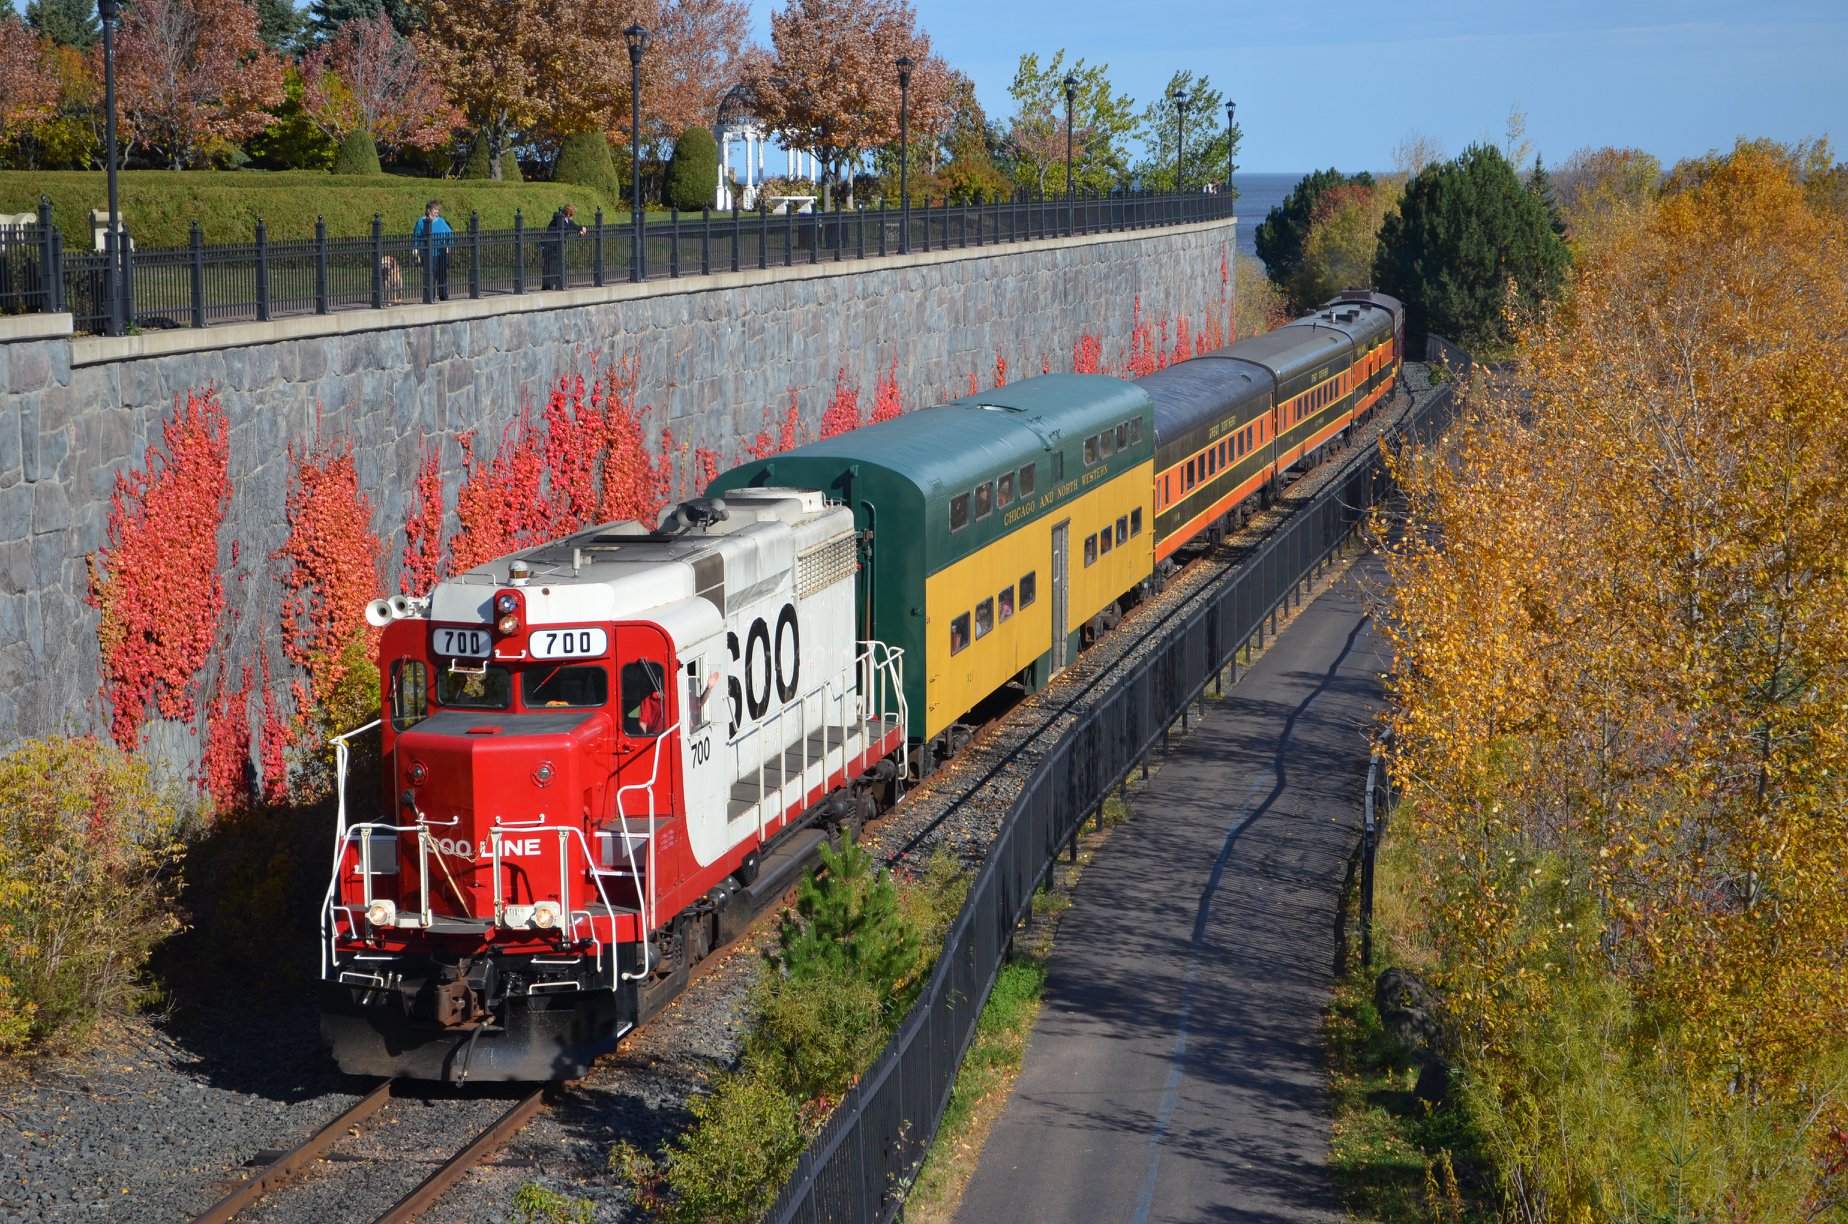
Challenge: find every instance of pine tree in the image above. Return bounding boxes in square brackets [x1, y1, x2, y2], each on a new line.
[772, 836, 919, 1013]
[1528, 153, 1567, 237]
[253, 0, 305, 51]
[1254, 167, 1374, 287]
[24, 0, 98, 49]
[1372, 144, 1571, 350]
[307, 0, 415, 42]
[663, 125, 717, 213]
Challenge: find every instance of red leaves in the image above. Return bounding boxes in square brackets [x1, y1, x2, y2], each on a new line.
[820, 369, 862, 439]
[400, 439, 445, 596]
[200, 663, 252, 818]
[869, 361, 904, 423]
[993, 352, 1008, 388]
[1071, 334, 1103, 375]
[87, 388, 231, 751]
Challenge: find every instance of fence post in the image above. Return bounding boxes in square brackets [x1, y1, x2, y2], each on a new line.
[190, 220, 206, 328]
[371, 213, 384, 309]
[313, 216, 329, 315]
[118, 224, 135, 329]
[48, 227, 63, 313]
[594, 208, 605, 286]
[730, 202, 740, 272]
[513, 209, 525, 293]
[921, 196, 930, 252]
[254, 217, 271, 321]
[701, 206, 711, 275]
[36, 196, 58, 314]
[878, 203, 887, 256]
[468, 211, 481, 299]
[782, 206, 792, 267]
[857, 203, 865, 259]
[669, 208, 680, 277]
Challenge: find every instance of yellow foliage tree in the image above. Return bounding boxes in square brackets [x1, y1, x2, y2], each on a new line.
[1378, 138, 1848, 1218]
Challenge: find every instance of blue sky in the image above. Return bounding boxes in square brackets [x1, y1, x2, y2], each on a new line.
[747, 0, 1847, 173]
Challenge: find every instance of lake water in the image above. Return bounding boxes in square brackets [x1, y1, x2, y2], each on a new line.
[1228, 172, 1306, 260]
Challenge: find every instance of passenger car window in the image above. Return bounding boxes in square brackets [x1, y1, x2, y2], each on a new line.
[437, 665, 512, 709]
[950, 613, 971, 654]
[1019, 464, 1036, 496]
[1020, 572, 1037, 607]
[1131, 508, 1143, 536]
[1099, 528, 1113, 555]
[1114, 423, 1128, 451]
[1116, 516, 1128, 546]
[998, 585, 1015, 620]
[391, 659, 428, 731]
[1084, 436, 1098, 466]
[523, 664, 608, 709]
[949, 493, 970, 532]
[1099, 429, 1114, 458]
[1084, 535, 1097, 566]
[975, 598, 994, 638]
[974, 481, 993, 519]
[997, 472, 1015, 507]
[1130, 418, 1143, 445]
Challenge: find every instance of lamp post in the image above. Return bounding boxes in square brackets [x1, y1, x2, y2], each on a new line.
[896, 54, 913, 254]
[1063, 73, 1077, 236]
[98, 0, 122, 335]
[1225, 100, 1236, 198]
[1170, 88, 1188, 195]
[625, 22, 649, 282]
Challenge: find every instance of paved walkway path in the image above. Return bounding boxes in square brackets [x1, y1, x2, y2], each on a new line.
[955, 556, 1388, 1224]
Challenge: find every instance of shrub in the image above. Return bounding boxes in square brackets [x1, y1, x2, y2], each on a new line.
[772, 835, 920, 1017]
[554, 130, 619, 206]
[664, 125, 717, 213]
[0, 736, 185, 1059]
[511, 1180, 594, 1224]
[742, 968, 887, 1105]
[331, 129, 382, 175]
[647, 1068, 807, 1224]
[462, 133, 521, 182]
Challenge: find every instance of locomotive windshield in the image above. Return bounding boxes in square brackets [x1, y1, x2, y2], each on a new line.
[437, 665, 513, 709]
[522, 665, 609, 709]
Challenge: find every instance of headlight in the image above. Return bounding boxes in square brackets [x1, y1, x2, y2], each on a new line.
[365, 899, 397, 927]
[497, 613, 520, 634]
[532, 901, 561, 930]
[495, 593, 518, 615]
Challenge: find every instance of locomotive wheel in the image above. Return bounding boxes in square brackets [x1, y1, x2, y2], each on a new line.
[688, 911, 715, 963]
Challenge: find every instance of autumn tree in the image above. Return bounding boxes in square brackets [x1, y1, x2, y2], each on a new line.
[1254, 167, 1374, 287]
[1379, 137, 1848, 1218]
[1291, 178, 1400, 310]
[1132, 69, 1237, 195]
[1372, 144, 1569, 349]
[1004, 50, 1135, 196]
[299, 13, 457, 156]
[1551, 145, 1660, 246]
[416, 0, 655, 181]
[1, 38, 99, 169]
[934, 70, 1006, 203]
[114, 0, 285, 168]
[744, 0, 951, 206]
[646, 0, 750, 146]
[0, 16, 59, 149]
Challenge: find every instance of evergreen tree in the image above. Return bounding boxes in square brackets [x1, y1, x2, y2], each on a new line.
[1372, 143, 1571, 350]
[1255, 167, 1373, 286]
[253, 0, 306, 52]
[555, 130, 618, 204]
[307, 0, 415, 42]
[24, 0, 97, 49]
[330, 128, 381, 174]
[663, 125, 717, 212]
[772, 836, 919, 1016]
[1528, 153, 1567, 236]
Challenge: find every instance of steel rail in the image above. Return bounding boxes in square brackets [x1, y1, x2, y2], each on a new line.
[189, 1078, 396, 1224]
[374, 1086, 551, 1223]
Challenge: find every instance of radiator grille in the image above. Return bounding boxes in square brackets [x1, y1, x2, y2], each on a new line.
[797, 536, 857, 599]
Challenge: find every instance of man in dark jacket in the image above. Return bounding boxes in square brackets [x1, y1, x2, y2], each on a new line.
[544, 203, 586, 290]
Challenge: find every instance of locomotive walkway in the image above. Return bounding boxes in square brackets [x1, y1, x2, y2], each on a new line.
[954, 554, 1388, 1224]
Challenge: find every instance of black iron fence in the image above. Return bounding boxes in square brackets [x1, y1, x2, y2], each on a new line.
[767, 346, 1469, 1224]
[4, 189, 1232, 336]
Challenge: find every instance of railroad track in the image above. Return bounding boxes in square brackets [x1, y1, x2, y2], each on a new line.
[189, 1080, 549, 1224]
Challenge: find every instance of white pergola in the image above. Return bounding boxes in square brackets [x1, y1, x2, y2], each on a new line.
[713, 83, 821, 211]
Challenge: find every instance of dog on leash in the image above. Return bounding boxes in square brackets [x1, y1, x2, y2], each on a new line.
[380, 254, 404, 305]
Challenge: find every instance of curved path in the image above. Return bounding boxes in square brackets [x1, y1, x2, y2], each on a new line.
[955, 555, 1387, 1224]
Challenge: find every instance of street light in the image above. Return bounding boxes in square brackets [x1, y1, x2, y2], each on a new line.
[625, 22, 649, 282]
[1170, 88, 1188, 194]
[98, 0, 122, 335]
[1063, 73, 1077, 236]
[1225, 100, 1236, 197]
[896, 54, 913, 254]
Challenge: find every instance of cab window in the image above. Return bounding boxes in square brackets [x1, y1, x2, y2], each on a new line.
[522, 664, 608, 709]
[949, 493, 970, 532]
[620, 661, 668, 736]
[437, 665, 512, 709]
[391, 659, 428, 731]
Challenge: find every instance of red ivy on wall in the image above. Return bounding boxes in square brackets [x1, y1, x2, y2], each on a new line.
[275, 431, 385, 737]
[86, 388, 232, 751]
[200, 662, 252, 818]
[401, 438, 446, 596]
[819, 369, 861, 439]
[870, 362, 904, 423]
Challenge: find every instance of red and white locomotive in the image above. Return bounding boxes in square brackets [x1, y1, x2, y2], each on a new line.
[321, 489, 906, 1081]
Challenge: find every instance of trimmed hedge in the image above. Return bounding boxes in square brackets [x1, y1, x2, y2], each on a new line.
[665, 125, 718, 213]
[330, 130, 382, 176]
[555, 131, 619, 201]
[2, 170, 621, 248]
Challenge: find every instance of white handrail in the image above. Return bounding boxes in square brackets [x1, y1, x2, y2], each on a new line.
[613, 723, 678, 980]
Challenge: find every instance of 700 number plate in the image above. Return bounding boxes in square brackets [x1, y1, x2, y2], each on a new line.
[433, 627, 491, 657]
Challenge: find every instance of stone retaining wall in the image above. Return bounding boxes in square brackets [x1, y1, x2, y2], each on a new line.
[0, 219, 1236, 766]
